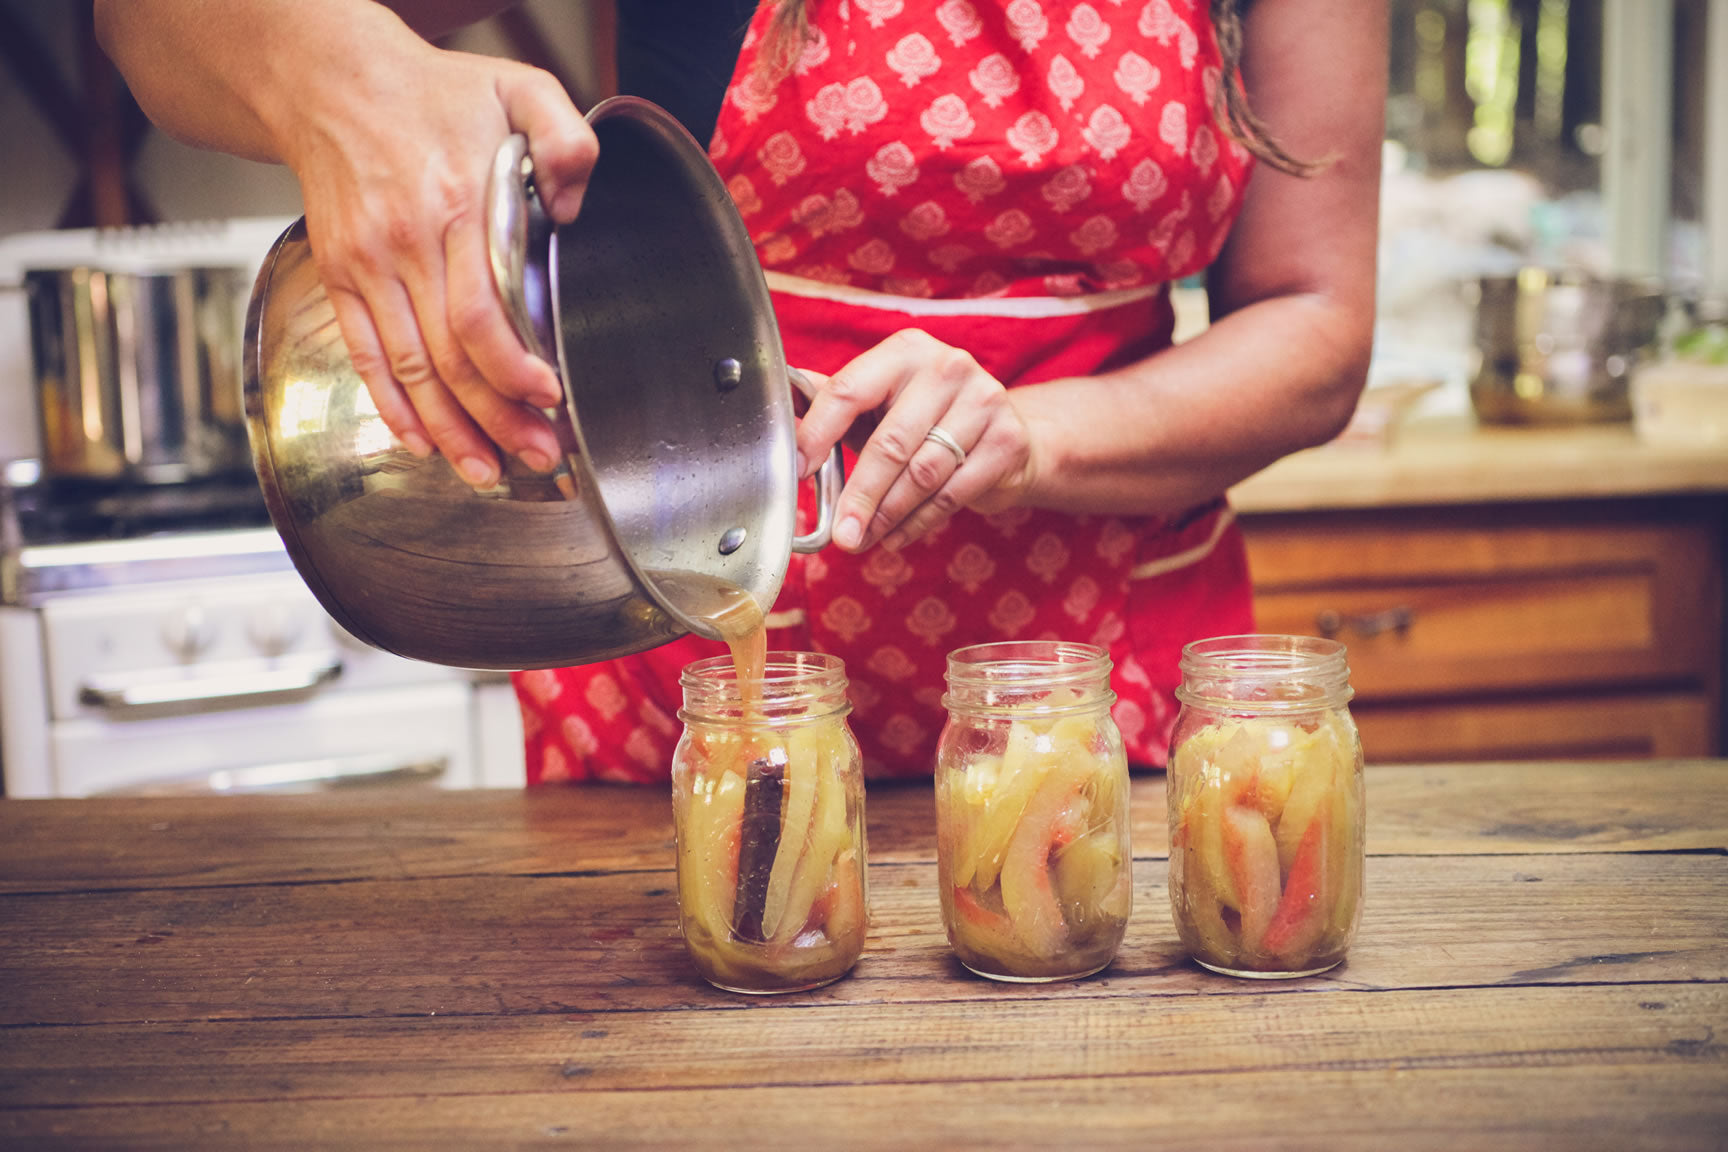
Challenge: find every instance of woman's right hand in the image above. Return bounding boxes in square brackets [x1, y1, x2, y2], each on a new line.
[278, 14, 598, 487]
[98, 0, 600, 488]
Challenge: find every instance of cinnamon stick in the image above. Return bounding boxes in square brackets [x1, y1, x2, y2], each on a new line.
[731, 754, 786, 943]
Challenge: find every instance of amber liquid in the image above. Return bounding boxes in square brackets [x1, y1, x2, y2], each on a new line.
[651, 570, 768, 711]
[660, 571, 865, 993]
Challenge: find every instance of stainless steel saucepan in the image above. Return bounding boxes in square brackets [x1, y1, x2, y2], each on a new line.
[1468, 268, 1667, 425]
[244, 97, 838, 671]
[27, 262, 251, 483]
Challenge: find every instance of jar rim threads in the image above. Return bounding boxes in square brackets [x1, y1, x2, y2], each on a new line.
[1175, 634, 1353, 712]
[942, 640, 1116, 718]
[678, 650, 851, 725]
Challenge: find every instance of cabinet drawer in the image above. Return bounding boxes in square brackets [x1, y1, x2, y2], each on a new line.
[1242, 502, 1723, 700]
[1353, 692, 1715, 763]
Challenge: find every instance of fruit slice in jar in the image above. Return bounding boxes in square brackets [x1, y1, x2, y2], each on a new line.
[1220, 804, 1281, 956]
[1261, 807, 1330, 962]
[1272, 719, 1342, 874]
[950, 882, 1039, 967]
[821, 848, 865, 944]
[772, 718, 855, 944]
[1320, 740, 1363, 952]
[998, 741, 1105, 958]
[1180, 763, 1239, 912]
[759, 735, 819, 940]
[1053, 824, 1124, 931]
[952, 722, 1052, 891]
[1214, 722, 1284, 821]
[681, 760, 747, 945]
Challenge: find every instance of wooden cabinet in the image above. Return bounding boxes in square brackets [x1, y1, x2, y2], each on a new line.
[1239, 498, 1726, 762]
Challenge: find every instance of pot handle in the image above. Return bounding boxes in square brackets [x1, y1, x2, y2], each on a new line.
[486, 133, 557, 364]
[788, 367, 845, 554]
[793, 443, 845, 553]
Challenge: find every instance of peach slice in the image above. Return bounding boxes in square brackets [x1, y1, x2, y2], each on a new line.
[818, 848, 864, 947]
[1274, 724, 1340, 875]
[1220, 804, 1282, 955]
[678, 766, 746, 943]
[760, 736, 818, 938]
[1053, 827, 1122, 930]
[1321, 753, 1364, 951]
[999, 752, 1098, 958]
[1262, 810, 1329, 962]
[1182, 772, 1239, 911]
[772, 720, 854, 943]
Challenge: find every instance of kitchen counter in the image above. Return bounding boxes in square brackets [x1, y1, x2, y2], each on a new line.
[1231, 414, 1728, 513]
[1227, 414, 1727, 762]
[3, 761, 1725, 1149]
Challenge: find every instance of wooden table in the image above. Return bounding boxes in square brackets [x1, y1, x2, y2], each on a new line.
[2, 760, 1725, 1149]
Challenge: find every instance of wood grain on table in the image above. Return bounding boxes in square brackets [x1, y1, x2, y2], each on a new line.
[1, 760, 1724, 1149]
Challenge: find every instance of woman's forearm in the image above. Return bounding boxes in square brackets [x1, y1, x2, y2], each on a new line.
[1008, 288, 1371, 520]
[1011, 0, 1385, 522]
[95, 0, 393, 164]
[93, 0, 522, 165]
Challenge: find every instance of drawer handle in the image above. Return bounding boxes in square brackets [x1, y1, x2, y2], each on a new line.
[101, 754, 450, 795]
[1316, 606, 1414, 640]
[79, 655, 344, 712]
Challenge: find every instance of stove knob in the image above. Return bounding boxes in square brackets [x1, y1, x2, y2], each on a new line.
[248, 603, 304, 657]
[161, 605, 215, 663]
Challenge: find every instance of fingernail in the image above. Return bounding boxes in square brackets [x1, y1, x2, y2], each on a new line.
[457, 456, 498, 488]
[834, 517, 862, 549]
[401, 432, 434, 457]
[519, 447, 556, 473]
[528, 369, 563, 408]
[795, 451, 809, 478]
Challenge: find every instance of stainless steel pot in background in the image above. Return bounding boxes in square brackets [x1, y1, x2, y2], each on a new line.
[1468, 269, 1667, 425]
[25, 264, 251, 483]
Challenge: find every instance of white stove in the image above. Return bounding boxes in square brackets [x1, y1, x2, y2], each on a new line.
[0, 222, 524, 797]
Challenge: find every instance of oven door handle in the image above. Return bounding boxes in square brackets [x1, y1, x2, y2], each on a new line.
[100, 753, 451, 795]
[78, 654, 345, 712]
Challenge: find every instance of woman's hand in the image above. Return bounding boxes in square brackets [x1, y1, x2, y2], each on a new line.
[96, 0, 599, 489]
[793, 329, 1035, 553]
[283, 27, 598, 488]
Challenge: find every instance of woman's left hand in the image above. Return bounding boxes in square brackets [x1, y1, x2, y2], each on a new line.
[794, 328, 1035, 553]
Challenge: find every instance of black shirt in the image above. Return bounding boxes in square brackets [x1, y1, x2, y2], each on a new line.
[614, 0, 758, 143]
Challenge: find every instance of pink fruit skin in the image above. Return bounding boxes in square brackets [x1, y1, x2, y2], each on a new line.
[1221, 805, 1282, 955]
[1262, 812, 1329, 961]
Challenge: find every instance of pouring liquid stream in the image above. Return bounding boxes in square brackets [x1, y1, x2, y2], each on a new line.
[650, 570, 768, 719]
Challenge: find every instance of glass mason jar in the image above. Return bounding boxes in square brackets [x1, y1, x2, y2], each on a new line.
[935, 641, 1133, 982]
[1167, 635, 1365, 979]
[671, 652, 868, 994]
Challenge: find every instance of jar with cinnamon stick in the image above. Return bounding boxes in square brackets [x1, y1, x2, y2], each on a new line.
[671, 652, 867, 993]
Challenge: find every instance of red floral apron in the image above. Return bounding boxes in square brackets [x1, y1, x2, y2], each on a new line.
[516, 0, 1256, 783]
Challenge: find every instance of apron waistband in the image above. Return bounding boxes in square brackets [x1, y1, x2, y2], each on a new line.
[764, 271, 1165, 319]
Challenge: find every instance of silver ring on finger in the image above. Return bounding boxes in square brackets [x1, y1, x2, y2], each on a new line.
[923, 425, 966, 467]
